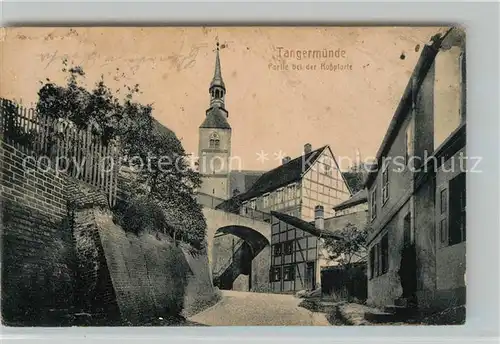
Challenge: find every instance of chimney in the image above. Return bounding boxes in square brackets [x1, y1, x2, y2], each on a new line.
[282, 156, 291, 165]
[314, 205, 324, 230]
[304, 143, 312, 154]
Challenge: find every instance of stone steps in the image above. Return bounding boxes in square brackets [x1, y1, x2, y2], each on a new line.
[364, 300, 419, 323]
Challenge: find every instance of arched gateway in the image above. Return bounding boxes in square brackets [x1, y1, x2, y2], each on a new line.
[203, 208, 272, 292]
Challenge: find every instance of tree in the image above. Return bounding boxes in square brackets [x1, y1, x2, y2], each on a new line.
[36, 62, 207, 249]
[323, 222, 368, 268]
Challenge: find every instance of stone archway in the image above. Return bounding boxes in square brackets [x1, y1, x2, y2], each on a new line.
[203, 208, 272, 292]
[212, 225, 270, 291]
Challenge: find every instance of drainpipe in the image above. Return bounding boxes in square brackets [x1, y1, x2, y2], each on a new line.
[314, 205, 325, 290]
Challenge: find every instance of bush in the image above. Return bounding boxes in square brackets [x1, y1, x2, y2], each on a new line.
[37, 64, 207, 249]
[2, 235, 75, 326]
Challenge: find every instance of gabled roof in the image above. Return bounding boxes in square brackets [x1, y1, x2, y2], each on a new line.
[236, 145, 327, 201]
[333, 189, 368, 211]
[215, 145, 353, 212]
[364, 27, 459, 189]
[152, 118, 176, 138]
[229, 170, 266, 195]
[199, 106, 231, 129]
[271, 211, 344, 240]
[215, 145, 353, 211]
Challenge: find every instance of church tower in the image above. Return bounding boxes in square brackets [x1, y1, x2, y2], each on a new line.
[198, 42, 232, 200]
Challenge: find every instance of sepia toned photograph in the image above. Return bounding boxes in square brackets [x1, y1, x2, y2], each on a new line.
[0, 26, 466, 327]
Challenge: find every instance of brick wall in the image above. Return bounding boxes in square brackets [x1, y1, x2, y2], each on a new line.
[180, 243, 218, 317]
[63, 179, 216, 324]
[66, 181, 121, 324]
[95, 212, 191, 324]
[1, 139, 216, 325]
[1, 141, 74, 325]
[1, 141, 67, 220]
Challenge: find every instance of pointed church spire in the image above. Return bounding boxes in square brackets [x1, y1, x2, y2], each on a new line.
[209, 41, 226, 108]
[210, 42, 225, 89]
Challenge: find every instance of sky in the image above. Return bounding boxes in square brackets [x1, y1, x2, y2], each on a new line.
[1, 26, 447, 171]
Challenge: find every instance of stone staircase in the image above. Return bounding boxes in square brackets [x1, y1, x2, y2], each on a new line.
[364, 298, 419, 323]
[213, 240, 251, 290]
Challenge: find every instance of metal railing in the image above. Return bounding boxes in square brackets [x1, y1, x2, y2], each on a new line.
[239, 206, 273, 223]
[213, 239, 245, 278]
[195, 192, 226, 209]
[195, 192, 272, 223]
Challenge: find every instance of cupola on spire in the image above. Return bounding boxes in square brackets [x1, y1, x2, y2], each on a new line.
[209, 42, 226, 108]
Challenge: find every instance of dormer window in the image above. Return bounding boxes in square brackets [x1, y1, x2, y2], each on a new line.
[209, 132, 220, 149]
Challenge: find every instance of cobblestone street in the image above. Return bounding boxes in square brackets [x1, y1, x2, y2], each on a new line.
[188, 290, 330, 326]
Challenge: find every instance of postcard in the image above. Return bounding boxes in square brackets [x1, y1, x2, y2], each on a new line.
[0, 26, 466, 326]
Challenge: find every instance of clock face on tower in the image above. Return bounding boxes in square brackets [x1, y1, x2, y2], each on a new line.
[212, 158, 222, 174]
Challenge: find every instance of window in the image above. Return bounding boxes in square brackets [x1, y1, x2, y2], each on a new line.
[369, 234, 389, 279]
[209, 132, 220, 149]
[449, 173, 466, 245]
[277, 188, 284, 203]
[263, 193, 270, 208]
[249, 198, 256, 210]
[369, 247, 375, 279]
[283, 265, 295, 281]
[459, 50, 466, 122]
[273, 243, 282, 256]
[241, 202, 248, 215]
[405, 117, 414, 166]
[287, 185, 294, 200]
[370, 187, 377, 221]
[269, 193, 275, 206]
[403, 213, 411, 246]
[322, 157, 333, 176]
[381, 233, 389, 274]
[440, 218, 447, 244]
[440, 189, 448, 214]
[284, 241, 293, 255]
[325, 164, 332, 176]
[373, 243, 380, 277]
[382, 163, 389, 205]
[271, 267, 281, 282]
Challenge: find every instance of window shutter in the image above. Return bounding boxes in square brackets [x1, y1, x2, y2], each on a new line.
[459, 50, 466, 122]
[438, 187, 448, 247]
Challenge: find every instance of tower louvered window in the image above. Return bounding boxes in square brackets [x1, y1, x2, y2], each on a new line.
[209, 132, 220, 149]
